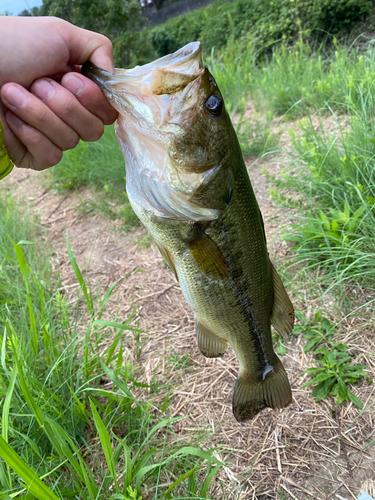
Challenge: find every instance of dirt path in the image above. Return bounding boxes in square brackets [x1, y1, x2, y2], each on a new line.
[5, 143, 375, 499]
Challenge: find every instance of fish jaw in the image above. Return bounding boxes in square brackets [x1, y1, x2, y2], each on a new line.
[82, 42, 233, 221]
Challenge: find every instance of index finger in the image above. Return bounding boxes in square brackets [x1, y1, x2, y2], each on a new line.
[61, 72, 118, 125]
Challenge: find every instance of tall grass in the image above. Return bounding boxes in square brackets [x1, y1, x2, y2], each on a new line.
[0, 194, 225, 499]
[273, 91, 375, 288]
[251, 37, 375, 118]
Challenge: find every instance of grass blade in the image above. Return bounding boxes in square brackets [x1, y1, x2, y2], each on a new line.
[164, 464, 201, 499]
[66, 233, 94, 318]
[89, 399, 120, 493]
[0, 436, 60, 500]
[8, 328, 44, 427]
[2, 360, 17, 442]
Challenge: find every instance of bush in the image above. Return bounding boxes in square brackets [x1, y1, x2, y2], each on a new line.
[147, 0, 374, 61]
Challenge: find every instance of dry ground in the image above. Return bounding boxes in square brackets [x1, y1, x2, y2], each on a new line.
[4, 130, 375, 500]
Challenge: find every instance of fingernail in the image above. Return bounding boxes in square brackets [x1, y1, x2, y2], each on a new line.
[32, 79, 56, 101]
[3, 85, 27, 109]
[63, 74, 85, 96]
[7, 112, 25, 128]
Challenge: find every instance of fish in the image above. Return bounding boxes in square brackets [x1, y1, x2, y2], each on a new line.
[82, 42, 294, 422]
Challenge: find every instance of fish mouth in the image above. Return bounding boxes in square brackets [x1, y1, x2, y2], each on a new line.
[82, 42, 219, 222]
[82, 41, 204, 99]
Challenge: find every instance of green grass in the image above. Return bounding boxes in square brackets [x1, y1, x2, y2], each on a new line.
[271, 94, 375, 287]
[48, 126, 138, 229]
[0, 194, 226, 499]
[250, 37, 375, 118]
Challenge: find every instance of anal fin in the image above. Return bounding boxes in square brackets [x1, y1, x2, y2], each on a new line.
[271, 262, 294, 339]
[196, 317, 228, 358]
[233, 357, 292, 422]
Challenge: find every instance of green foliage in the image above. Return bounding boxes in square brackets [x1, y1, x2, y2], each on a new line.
[273, 308, 371, 408]
[286, 201, 368, 271]
[294, 310, 335, 353]
[305, 343, 371, 408]
[149, 0, 374, 63]
[253, 38, 375, 118]
[150, 0, 258, 58]
[207, 38, 257, 116]
[273, 85, 375, 285]
[48, 126, 139, 229]
[236, 110, 280, 157]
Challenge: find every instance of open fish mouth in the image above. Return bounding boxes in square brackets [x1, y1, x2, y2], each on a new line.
[82, 42, 224, 221]
[82, 41, 204, 123]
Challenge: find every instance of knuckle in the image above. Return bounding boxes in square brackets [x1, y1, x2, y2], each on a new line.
[25, 128, 44, 148]
[42, 149, 63, 168]
[34, 106, 51, 127]
[66, 132, 80, 150]
[103, 112, 117, 126]
[100, 34, 113, 51]
[84, 123, 103, 142]
[59, 97, 77, 119]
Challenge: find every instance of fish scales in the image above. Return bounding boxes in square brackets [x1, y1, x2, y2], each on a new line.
[83, 42, 295, 422]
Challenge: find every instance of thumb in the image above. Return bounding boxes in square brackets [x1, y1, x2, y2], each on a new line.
[60, 22, 115, 73]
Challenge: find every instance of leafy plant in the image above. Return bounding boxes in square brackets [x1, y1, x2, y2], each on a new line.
[294, 310, 335, 353]
[287, 202, 366, 256]
[290, 310, 371, 408]
[274, 89, 375, 286]
[304, 342, 371, 408]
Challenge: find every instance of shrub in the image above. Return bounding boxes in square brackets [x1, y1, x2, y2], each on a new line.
[148, 0, 374, 62]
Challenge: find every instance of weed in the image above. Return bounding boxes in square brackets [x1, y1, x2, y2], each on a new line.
[275, 92, 375, 286]
[136, 233, 154, 249]
[291, 310, 371, 408]
[305, 342, 371, 408]
[294, 310, 335, 352]
[208, 38, 257, 117]
[170, 352, 193, 371]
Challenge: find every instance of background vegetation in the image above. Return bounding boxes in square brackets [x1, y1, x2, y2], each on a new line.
[2, 0, 375, 497]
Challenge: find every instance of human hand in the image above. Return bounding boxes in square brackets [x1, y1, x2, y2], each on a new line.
[0, 16, 118, 171]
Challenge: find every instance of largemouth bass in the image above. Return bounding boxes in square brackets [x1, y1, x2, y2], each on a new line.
[83, 42, 294, 422]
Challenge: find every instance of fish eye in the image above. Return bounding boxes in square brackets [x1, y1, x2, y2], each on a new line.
[204, 94, 223, 116]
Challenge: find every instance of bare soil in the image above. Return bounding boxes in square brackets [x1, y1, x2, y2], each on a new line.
[4, 128, 375, 500]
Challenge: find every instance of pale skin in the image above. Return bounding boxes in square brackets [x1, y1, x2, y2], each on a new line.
[0, 16, 118, 171]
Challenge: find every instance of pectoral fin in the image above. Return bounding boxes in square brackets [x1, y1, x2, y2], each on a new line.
[185, 226, 229, 279]
[156, 243, 178, 281]
[270, 262, 294, 339]
[196, 317, 228, 358]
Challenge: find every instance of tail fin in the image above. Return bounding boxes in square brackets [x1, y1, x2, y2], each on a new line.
[233, 357, 292, 422]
